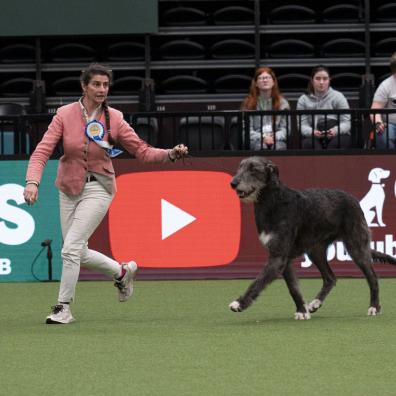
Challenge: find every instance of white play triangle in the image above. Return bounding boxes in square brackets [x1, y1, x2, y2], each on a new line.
[161, 199, 196, 240]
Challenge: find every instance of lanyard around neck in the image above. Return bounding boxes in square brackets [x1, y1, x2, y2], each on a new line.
[80, 98, 102, 123]
[258, 96, 271, 111]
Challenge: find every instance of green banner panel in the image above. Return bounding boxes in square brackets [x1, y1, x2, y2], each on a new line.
[0, 160, 62, 282]
[0, 0, 157, 36]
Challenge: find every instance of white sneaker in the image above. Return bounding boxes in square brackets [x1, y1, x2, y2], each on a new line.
[46, 304, 74, 324]
[114, 261, 138, 302]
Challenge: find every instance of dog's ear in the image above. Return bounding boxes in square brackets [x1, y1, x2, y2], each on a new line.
[368, 168, 378, 183]
[267, 162, 279, 177]
[265, 162, 279, 185]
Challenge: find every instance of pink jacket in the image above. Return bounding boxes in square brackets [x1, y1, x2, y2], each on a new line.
[26, 102, 170, 195]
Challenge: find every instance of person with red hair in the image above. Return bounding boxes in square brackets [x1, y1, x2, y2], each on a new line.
[241, 67, 290, 150]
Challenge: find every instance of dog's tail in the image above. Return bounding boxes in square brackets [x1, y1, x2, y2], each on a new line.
[371, 249, 396, 265]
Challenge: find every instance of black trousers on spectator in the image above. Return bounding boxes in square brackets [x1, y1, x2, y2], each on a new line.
[301, 134, 351, 149]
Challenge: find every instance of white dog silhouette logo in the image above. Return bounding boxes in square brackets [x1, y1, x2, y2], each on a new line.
[302, 167, 393, 268]
[359, 167, 390, 227]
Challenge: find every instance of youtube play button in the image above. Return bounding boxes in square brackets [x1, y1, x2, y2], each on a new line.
[161, 199, 196, 240]
[108, 171, 241, 268]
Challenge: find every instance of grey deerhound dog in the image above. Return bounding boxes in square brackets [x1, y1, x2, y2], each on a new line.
[229, 156, 396, 320]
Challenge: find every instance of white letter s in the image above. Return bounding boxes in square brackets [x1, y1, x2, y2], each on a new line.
[0, 184, 35, 245]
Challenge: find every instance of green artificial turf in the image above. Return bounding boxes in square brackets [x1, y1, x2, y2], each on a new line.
[1, 279, 396, 396]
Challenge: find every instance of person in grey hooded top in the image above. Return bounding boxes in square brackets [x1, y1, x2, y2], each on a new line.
[371, 52, 396, 149]
[297, 65, 351, 149]
[241, 67, 290, 150]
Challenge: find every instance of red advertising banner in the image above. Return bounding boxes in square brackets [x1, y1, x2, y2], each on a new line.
[108, 171, 240, 267]
[86, 155, 396, 280]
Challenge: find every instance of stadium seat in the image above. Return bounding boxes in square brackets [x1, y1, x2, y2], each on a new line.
[373, 37, 396, 57]
[159, 40, 205, 60]
[107, 41, 145, 61]
[132, 117, 159, 146]
[210, 39, 255, 59]
[0, 77, 34, 97]
[330, 72, 362, 91]
[277, 73, 310, 92]
[178, 116, 226, 150]
[0, 103, 29, 154]
[212, 6, 254, 25]
[48, 43, 96, 62]
[111, 76, 144, 95]
[51, 76, 81, 96]
[375, 3, 396, 22]
[269, 5, 316, 24]
[322, 4, 362, 23]
[269, 39, 315, 58]
[161, 6, 207, 26]
[0, 43, 35, 63]
[321, 38, 365, 58]
[228, 115, 245, 150]
[214, 74, 251, 93]
[0, 103, 25, 115]
[161, 75, 208, 94]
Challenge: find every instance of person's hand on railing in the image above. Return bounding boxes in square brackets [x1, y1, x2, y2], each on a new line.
[326, 128, 337, 138]
[263, 133, 274, 146]
[375, 121, 385, 134]
[314, 130, 324, 138]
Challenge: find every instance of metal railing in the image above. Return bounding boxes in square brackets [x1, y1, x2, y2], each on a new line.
[0, 114, 53, 157]
[2, 109, 396, 158]
[130, 108, 396, 152]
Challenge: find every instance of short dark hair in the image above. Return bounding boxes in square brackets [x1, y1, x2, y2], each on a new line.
[80, 63, 113, 86]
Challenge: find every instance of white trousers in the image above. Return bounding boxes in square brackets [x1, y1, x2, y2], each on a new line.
[58, 181, 120, 303]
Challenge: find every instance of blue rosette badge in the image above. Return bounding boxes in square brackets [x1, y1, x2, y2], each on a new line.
[85, 120, 123, 157]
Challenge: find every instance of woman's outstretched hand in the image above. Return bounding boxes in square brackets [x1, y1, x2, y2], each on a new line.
[169, 144, 189, 161]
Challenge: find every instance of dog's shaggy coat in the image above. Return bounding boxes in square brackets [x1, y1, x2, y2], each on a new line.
[229, 156, 396, 319]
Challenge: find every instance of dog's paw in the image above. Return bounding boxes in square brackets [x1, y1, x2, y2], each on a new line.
[229, 300, 242, 312]
[308, 299, 322, 313]
[294, 307, 311, 320]
[367, 306, 381, 316]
